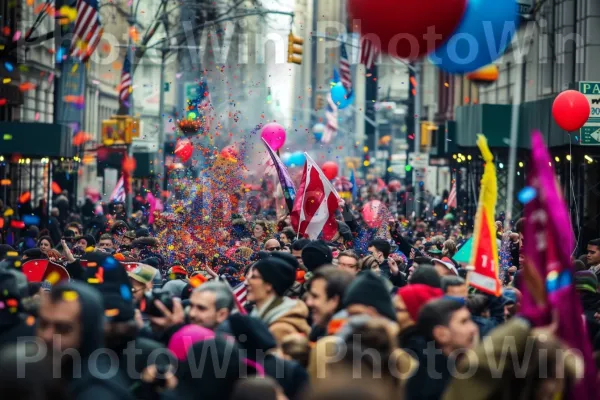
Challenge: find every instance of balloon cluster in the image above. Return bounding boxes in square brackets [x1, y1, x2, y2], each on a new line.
[348, 0, 519, 73]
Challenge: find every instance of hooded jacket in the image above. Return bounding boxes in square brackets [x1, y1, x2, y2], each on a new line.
[250, 296, 310, 343]
[56, 282, 134, 400]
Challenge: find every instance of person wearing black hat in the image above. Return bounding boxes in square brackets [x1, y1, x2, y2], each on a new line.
[301, 240, 333, 272]
[342, 270, 397, 321]
[74, 234, 96, 252]
[247, 257, 310, 343]
[37, 281, 134, 399]
[0, 268, 35, 349]
[81, 252, 167, 398]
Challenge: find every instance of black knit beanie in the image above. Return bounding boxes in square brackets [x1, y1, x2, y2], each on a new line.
[342, 271, 396, 321]
[253, 257, 296, 296]
[301, 240, 333, 272]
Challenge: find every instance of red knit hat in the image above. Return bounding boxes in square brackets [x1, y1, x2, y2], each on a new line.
[397, 284, 444, 321]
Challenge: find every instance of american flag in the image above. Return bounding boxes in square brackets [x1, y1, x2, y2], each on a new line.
[447, 180, 457, 208]
[360, 36, 379, 70]
[70, 0, 104, 62]
[119, 53, 132, 103]
[322, 92, 338, 144]
[339, 43, 353, 96]
[110, 176, 126, 203]
[233, 282, 248, 307]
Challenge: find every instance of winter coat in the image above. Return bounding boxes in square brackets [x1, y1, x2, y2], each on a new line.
[442, 318, 580, 400]
[58, 282, 134, 400]
[251, 296, 310, 343]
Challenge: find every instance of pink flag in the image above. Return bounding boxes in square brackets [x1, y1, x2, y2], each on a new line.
[291, 154, 341, 240]
[520, 130, 596, 398]
[146, 191, 157, 225]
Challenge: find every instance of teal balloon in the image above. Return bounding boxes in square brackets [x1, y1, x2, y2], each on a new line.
[314, 132, 323, 142]
[330, 82, 354, 110]
[331, 83, 347, 104]
[430, 0, 518, 73]
[288, 152, 306, 167]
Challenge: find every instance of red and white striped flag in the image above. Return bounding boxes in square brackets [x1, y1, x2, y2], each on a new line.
[110, 176, 126, 203]
[340, 43, 353, 95]
[291, 154, 341, 240]
[233, 282, 248, 307]
[322, 93, 338, 144]
[447, 180, 457, 208]
[360, 36, 380, 70]
[70, 0, 104, 63]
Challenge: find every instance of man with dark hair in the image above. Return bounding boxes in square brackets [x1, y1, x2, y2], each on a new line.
[280, 228, 296, 246]
[37, 282, 133, 399]
[441, 276, 467, 299]
[305, 266, 354, 340]
[96, 233, 114, 253]
[188, 281, 235, 330]
[587, 238, 600, 275]
[406, 298, 478, 400]
[408, 264, 442, 288]
[291, 238, 311, 268]
[301, 240, 333, 272]
[368, 239, 406, 287]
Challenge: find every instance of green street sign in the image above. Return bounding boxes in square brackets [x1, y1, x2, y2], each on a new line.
[579, 82, 600, 145]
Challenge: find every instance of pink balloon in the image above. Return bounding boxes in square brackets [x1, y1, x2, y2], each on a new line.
[361, 200, 390, 229]
[261, 123, 287, 151]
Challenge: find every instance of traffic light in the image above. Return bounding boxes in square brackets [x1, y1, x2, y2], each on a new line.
[287, 32, 303, 64]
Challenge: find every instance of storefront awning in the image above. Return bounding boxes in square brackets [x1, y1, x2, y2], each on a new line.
[455, 100, 569, 149]
[0, 122, 74, 157]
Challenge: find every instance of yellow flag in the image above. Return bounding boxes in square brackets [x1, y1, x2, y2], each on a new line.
[468, 134, 502, 296]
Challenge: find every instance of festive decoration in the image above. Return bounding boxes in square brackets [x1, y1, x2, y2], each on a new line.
[19, 192, 31, 204]
[361, 200, 390, 229]
[466, 64, 499, 86]
[220, 146, 238, 162]
[260, 123, 286, 151]
[552, 90, 590, 131]
[467, 135, 502, 296]
[177, 118, 203, 135]
[330, 82, 353, 109]
[521, 130, 597, 398]
[347, 0, 468, 60]
[174, 139, 194, 163]
[321, 161, 338, 180]
[431, 0, 518, 73]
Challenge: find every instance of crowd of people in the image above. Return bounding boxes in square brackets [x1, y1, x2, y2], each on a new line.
[0, 185, 599, 400]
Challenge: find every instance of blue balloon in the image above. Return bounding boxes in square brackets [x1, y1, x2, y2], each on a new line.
[330, 82, 354, 110]
[314, 132, 323, 142]
[331, 83, 347, 104]
[288, 152, 306, 167]
[430, 0, 518, 73]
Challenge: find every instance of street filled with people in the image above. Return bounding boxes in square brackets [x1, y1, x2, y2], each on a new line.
[0, 164, 598, 400]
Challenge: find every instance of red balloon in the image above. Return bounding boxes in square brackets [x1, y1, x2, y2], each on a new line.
[552, 90, 590, 132]
[174, 139, 193, 163]
[321, 162, 338, 180]
[361, 200, 390, 229]
[348, 0, 467, 60]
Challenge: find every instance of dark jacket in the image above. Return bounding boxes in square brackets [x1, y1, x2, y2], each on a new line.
[59, 282, 134, 400]
[406, 342, 455, 400]
[380, 259, 407, 288]
[0, 314, 35, 350]
[472, 294, 506, 337]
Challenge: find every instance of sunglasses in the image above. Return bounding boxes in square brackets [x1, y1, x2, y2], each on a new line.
[266, 246, 281, 251]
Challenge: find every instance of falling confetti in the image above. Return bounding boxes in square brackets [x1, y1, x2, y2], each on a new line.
[518, 186, 537, 204]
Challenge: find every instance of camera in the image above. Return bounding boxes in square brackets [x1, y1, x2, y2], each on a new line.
[142, 289, 174, 317]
